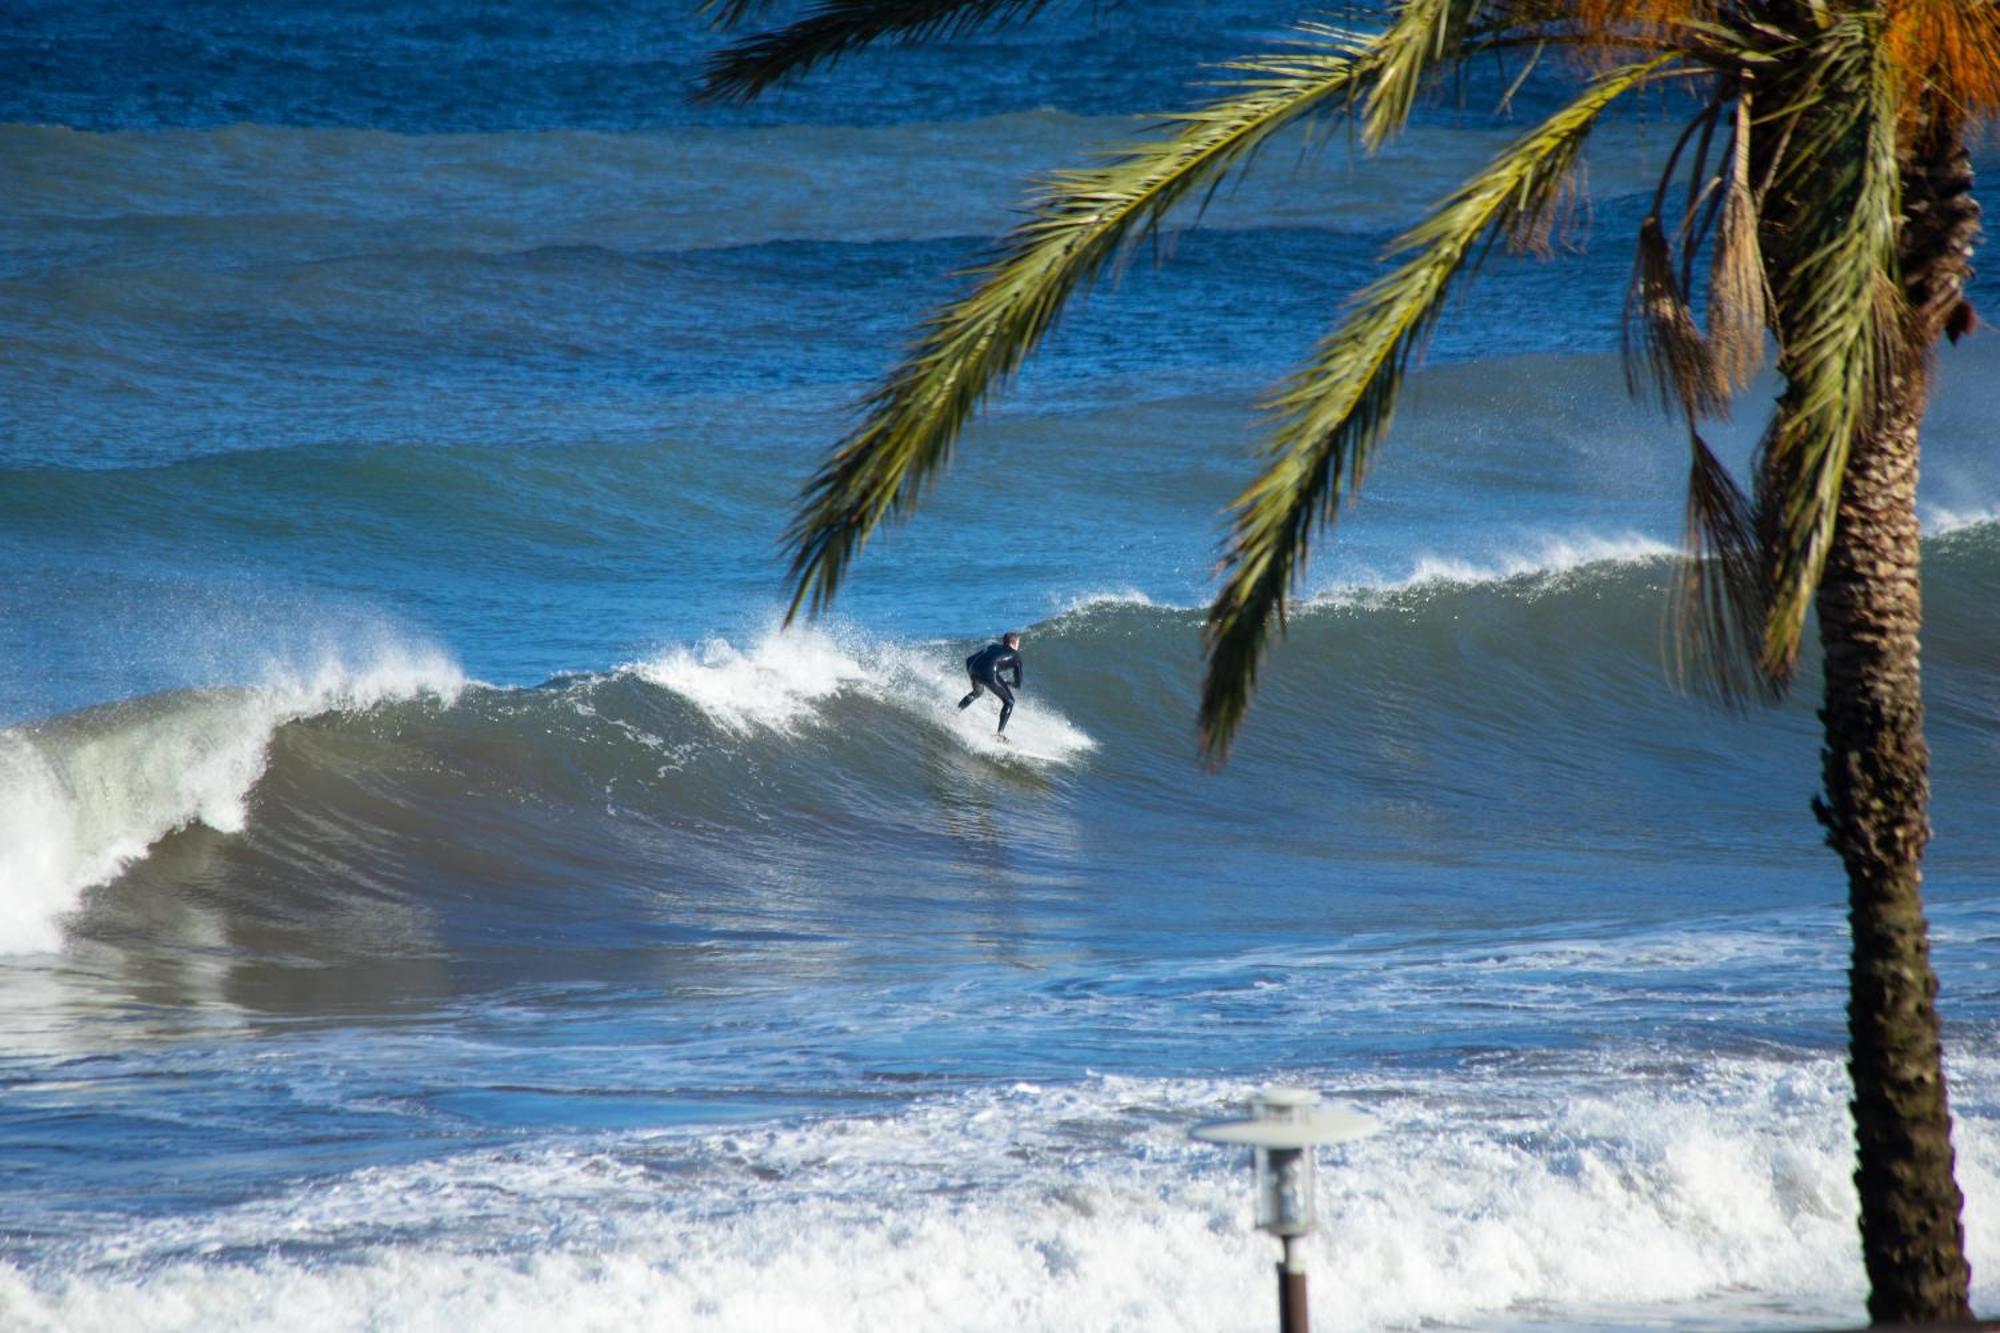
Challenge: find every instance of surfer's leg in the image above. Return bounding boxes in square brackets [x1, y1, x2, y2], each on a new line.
[992, 679, 1014, 732]
[958, 678, 984, 710]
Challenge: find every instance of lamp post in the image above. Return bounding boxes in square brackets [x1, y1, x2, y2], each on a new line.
[1190, 1088, 1380, 1333]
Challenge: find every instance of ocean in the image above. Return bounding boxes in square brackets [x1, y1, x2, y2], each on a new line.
[3, 2, 1999, 1329]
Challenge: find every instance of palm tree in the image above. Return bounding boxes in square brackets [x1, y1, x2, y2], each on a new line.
[697, 1, 1996, 1319]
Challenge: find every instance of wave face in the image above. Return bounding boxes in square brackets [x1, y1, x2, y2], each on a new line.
[22, 523, 2000, 975]
[0, 648, 463, 955]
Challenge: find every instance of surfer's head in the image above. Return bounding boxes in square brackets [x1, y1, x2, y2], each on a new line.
[1003, 632, 1021, 649]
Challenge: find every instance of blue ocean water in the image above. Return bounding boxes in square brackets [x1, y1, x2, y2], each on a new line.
[3, 3, 2000, 1329]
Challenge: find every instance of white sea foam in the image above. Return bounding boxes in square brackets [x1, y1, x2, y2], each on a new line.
[0, 643, 464, 956]
[630, 624, 1096, 766]
[1043, 536, 1678, 621]
[1922, 505, 2000, 537]
[1305, 532, 1677, 608]
[7, 1058, 1997, 1331]
[1051, 587, 1162, 615]
[633, 631, 873, 735]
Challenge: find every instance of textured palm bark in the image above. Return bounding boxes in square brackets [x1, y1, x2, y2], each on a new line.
[1814, 124, 1979, 1326]
[1819, 399, 1971, 1325]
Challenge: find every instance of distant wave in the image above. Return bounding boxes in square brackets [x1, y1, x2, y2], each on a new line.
[1049, 588, 1159, 616]
[0, 113, 1691, 305]
[1, 113, 1234, 265]
[1301, 531, 1678, 607]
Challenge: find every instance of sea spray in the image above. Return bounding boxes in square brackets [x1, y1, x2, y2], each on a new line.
[0, 644, 464, 956]
[10, 541, 1995, 956]
[629, 623, 1096, 766]
[634, 631, 874, 736]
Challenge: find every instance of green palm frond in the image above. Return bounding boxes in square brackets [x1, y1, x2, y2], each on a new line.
[1199, 54, 1674, 760]
[697, 0, 1057, 104]
[1362, 0, 1483, 148]
[1755, 13, 1905, 679]
[781, 27, 1411, 621]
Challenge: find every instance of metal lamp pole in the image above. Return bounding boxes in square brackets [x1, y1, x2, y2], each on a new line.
[1191, 1089, 1380, 1333]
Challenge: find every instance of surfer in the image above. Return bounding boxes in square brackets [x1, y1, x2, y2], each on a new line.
[958, 632, 1024, 734]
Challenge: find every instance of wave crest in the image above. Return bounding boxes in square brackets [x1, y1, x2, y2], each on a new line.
[1303, 532, 1676, 608]
[630, 624, 1097, 765]
[0, 644, 464, 956]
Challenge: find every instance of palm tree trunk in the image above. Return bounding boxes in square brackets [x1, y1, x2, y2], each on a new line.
[1818, 401, 1971, 1325]
[1815, 122, 1978, 1326]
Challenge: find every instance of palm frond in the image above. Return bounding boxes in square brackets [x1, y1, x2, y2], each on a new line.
[699, 0, 783, 29]
[1361, 0, 1483, 149]
[1199, 55, 1675, 761]
[781, 28, 1400, 621]
[1654, 92, 1773, 705]
[1887, 0, 2000, 117]
[1754, 13, 1906, 679]
[1621, 86, 1768, 423]
[1674, 428, 1772, 706]
[697, 0, 1056, 104]
[1625, 211, 1723, 416]
[1704, 93, 1769, 395]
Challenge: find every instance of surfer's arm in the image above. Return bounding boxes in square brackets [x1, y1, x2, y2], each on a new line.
[1009, 656, 1024, 687]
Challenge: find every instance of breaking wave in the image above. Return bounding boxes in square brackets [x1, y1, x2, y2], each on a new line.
[6, 519, 1996, 960]
[0, 645, 464, 955]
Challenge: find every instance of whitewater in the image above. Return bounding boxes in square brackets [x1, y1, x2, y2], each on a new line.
[6, 2, 2000, 1330]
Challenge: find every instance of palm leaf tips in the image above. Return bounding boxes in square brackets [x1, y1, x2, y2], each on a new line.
[1625, 210, 1724, 417]
[697, 0, 1057, 104]
[1675, 429, 1774, 708]
[1361, 0, 1480, 149]
[698, 0, 781, 29]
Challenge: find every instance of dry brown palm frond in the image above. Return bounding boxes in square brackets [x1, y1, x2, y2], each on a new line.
[1563, 0, 1717, 71]
[1573, 0, 1715, 36]
[1704, 93, 1770, 396]
[1674, 428, 1773, 706]
[1625, 213, 1723, 417]
[1887, 0, 2000, 117]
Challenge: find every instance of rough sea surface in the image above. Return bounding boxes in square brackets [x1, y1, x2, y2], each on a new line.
[4, 3, 2000, 1329]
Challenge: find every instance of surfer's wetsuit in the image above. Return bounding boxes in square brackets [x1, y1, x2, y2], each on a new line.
[958, 642, 1024, 733]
